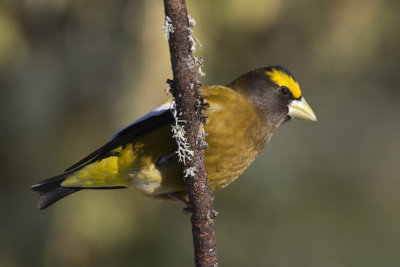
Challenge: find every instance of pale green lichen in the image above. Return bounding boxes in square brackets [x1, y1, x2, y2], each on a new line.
[170, 101, 194, 164]
[162, 16, 175, 40]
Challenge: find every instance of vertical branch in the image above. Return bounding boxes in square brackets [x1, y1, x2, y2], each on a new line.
[163, 0, 218, 266]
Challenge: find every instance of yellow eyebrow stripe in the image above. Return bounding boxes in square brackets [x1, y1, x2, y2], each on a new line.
[266, 69, 302, 99]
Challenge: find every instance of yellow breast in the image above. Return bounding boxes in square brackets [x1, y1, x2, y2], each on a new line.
[203, 86, 272, 191]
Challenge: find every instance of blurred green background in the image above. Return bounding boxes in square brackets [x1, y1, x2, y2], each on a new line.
[1, 0, 400, 266]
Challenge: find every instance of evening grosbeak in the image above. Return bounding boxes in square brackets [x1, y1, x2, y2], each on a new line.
[32, 66, 317, 209]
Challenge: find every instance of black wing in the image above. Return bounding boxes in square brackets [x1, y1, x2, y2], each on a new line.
[64, 107, 174, 172]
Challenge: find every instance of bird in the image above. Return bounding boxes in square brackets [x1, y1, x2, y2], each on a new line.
[31, 66, 317, 210]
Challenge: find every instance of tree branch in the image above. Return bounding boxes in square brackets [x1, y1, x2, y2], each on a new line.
[162, 0, 218, 266]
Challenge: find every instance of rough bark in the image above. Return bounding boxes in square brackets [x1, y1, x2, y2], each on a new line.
[163, 0, 218, 266]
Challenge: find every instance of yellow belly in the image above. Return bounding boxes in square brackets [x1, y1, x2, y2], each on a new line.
[62, 86, 273, 199]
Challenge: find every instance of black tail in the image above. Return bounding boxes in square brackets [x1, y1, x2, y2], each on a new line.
[31, 172, 81, 210]
[32, 172, 127, 210]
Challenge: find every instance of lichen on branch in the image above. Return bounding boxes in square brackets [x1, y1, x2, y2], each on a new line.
[162, 0, 218, 266]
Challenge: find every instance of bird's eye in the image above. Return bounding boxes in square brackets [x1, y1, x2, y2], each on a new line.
[280, 86, 290, 96]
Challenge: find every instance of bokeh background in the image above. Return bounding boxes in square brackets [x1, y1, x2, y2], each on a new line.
[1, 0, 400, 266]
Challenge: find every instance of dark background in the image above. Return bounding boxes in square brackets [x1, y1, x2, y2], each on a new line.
[1, 0, 400, 266]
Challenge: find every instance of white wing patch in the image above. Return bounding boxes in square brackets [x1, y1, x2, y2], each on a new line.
[110, 102, 172, 140]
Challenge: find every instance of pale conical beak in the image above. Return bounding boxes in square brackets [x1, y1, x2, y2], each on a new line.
[288, 97, 317, 121]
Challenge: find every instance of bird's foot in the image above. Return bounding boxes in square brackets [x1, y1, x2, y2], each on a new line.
[182, 206, 191, 215]
[167, 192, 219, 218]
[167, 192, 189, 206]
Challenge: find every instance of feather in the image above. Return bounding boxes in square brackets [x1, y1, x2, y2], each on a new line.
[64, 107, 173, 172]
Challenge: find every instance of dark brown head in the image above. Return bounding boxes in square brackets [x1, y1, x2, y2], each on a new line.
[228, 66, 317, 127]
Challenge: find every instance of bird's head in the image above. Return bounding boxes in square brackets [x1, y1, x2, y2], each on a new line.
[228, 66, 317, 127]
